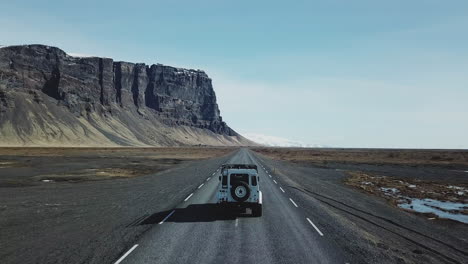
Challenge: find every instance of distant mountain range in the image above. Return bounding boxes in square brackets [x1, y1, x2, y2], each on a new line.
[242, 133, 324, 148]
[0, 44, 254, 147]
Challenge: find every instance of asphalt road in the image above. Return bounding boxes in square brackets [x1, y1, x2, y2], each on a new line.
[118, 148, 347, 264]
[2, 148, 467, 264]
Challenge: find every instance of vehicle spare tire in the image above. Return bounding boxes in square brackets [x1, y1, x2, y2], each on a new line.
[231, 181, 250, 202]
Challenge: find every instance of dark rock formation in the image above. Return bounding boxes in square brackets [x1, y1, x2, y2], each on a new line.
[0, 44, 249, 146]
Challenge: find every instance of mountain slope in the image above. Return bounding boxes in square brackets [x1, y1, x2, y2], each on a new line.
[0, 44, 252, 146]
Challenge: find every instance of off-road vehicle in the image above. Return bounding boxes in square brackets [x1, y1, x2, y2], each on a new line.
[217, 164, 263, 217]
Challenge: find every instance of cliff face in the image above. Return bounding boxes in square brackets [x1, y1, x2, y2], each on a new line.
[0, 44, 249, 146]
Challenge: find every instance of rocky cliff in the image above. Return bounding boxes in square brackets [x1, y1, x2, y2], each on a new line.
[0, 44, 251, 146]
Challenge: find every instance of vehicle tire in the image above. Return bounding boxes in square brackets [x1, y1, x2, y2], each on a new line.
[252, 204, 262, 217]
[230, 181, 250, 202]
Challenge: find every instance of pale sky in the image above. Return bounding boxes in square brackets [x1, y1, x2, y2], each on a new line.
[1, 0, 467, 148]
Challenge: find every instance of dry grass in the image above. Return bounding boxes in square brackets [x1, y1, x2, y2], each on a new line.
[0, 147, 237, 185]
[0, 161, 21, 168]
[344, 171, 468, 223]
[252, 147, 468, 168]
[0, 147, 235, 159]
[34, 167, 158, 182]
[345, 171, 468, 204]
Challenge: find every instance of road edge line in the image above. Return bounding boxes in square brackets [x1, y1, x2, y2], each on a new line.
[184, 193, 194, 202]
[114, 244, 139, 264]
[159, 210, 176, 225]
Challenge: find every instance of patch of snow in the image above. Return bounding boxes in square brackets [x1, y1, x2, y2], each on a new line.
[398, 198, 468, 224]
[408, 184, 416, 188]
[448, 186, 466, 190]
[42, 179, 54, 183]
[457, 191, 465, 196]
[174, 68, 195, 75]
[361, 181, 373, 185]
[380, 187, 399, 194]
[68, 52, 94, 58]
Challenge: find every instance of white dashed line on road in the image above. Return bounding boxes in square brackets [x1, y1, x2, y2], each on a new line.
[279, 187, 285, 193]
[273, 180, 277, 184]
[307, 218, 324, 236]
[289, 198, 298, 207]
[212, 172, 216, 176]
[206, 177, 211, 182]
[269, 174, 272, 178]
[159, 210, 175, 225]
[114, 244, 139, 264]
[198, 183, 204, 189]
[184, 193, 194, 202]
[235, 218, 239, 227]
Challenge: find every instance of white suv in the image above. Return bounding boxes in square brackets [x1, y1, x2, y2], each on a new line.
[217, 164, 263, 217]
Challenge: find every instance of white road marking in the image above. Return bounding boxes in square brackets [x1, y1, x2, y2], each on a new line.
[307, 218, 324, 236]
[289, 198, 298, 207]
[159, 210, 176, 224]
[235, 218, 239, 227]
[266, 171, 268, 173]
[212, 172, 216, 175]
[206, 177, 211, 182]
[273, 180, 277, 184]
[184, 193, 194, 202]
[269, 174, 272, 178]
[114, 244, 139, 264]
[198, 183, 204, 189]
[279, 187, 285, 193]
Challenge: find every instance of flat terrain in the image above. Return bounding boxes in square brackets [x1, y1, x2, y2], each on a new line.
[252, 148, 468, 222]
[0, 147, 234, 186]
[251, 147, 468, 169]
[1, 147, 467, 264]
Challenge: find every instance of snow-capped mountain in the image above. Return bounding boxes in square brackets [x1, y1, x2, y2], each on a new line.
[242, 133, 323, 148]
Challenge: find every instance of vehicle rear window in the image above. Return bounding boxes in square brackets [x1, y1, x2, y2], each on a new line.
[251, 176, 257, 186]
[222, 176, 227, 185]
[230, 174, 249, 185]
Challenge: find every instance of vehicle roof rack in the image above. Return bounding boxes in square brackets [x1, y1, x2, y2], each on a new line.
[221, 164, 258, 172]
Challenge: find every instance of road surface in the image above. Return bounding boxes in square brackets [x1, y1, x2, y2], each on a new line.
[118, 149, 347, 264]
[1, 148, 467, 264]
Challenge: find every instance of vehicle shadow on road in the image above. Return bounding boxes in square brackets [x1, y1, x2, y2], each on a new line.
[140, 203, 252, 224]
